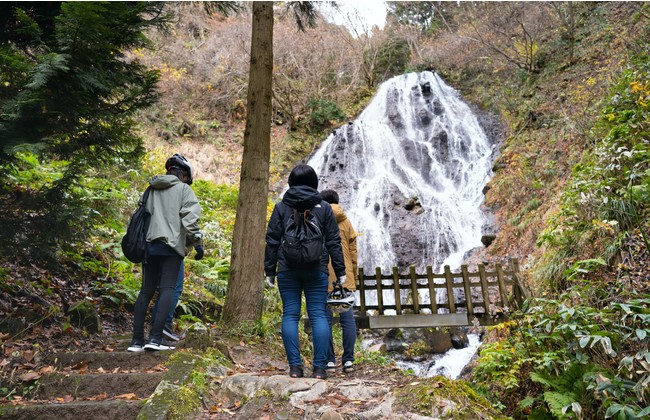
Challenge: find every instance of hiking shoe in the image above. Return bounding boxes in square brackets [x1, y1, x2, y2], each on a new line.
[162, 326, 180, 342]
[326, 362, 336, 372]
[127, 339, 144, 353]
[144, 337, 175, 351]
[343, 361, 354, 373]
[312, 367, 327, 379]
[289, 365, 304, 378]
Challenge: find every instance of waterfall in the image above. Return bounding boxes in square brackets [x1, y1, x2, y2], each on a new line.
[309, 71, 497, 273]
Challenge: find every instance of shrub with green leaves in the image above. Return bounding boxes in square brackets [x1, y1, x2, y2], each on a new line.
[472, 291, 650, 418]
[307, 97, 345, 132]
[536, 52, 650, 289]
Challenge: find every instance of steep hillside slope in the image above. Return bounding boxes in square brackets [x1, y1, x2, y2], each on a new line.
[401, 2, 649, 289]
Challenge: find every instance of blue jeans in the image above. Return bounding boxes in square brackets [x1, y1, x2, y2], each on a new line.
[277, 269, 329, 369]
[152, 259, 185, 326]
[326, 306, 357, 364]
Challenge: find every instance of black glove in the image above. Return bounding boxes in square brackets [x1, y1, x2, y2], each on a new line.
[194, 245, 204, 260]
[265, 276, 276, 288]
[334, 276, 344, 289]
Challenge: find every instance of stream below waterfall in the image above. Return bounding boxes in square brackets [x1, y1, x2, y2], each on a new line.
[393, 334, 481, 379]
[306, 71, 499, 378]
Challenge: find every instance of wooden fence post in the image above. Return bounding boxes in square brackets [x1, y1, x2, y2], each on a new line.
[375, 267, 384, 315]
[443, 265, 456, 313]
[358, 267, 366, 315]
[409, 265, 419, 314]
[392, 266, 401, 314]
[478, 264, 491, 314]
[510, 258, 530, 303]
[426, 266, 438, 314]
[495, 263, 511, 307]
[461, 265, 473, 315]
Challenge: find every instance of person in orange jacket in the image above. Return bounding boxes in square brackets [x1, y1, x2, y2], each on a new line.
[321, 189, 358, 373]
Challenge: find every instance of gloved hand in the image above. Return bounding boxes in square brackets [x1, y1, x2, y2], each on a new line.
[334, 275, 345, 288]
[265, 276, 276, 288]
[194, 245, 204, 260]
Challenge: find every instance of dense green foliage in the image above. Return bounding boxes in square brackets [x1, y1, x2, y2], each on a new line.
[0, 2, 168, 260]
[307, 97, 345, 131]
[473, 292, 649, 419]
[0, 2, 167, 174]
[374, 37, 412, 82]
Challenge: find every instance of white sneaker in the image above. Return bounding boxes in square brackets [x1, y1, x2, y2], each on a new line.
[144, 338, 175, 351]
[343, 361, 354, 373]
[127, 339, 144, 353]
[162, 327, 180, 342]
[326, 362, 336, 372]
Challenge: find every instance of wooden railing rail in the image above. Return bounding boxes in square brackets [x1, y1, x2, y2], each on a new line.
[353, 258, 529, 328]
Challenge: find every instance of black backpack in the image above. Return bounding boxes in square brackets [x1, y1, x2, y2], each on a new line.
[121, 187, 152, 264]
[282, 206, 324, 267]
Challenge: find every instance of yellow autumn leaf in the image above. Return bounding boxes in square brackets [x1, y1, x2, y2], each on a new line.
[115, 393, 139, 400]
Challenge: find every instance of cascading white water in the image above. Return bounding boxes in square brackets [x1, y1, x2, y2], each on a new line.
[309, 71, 496, 273]
[308, 72, 497, 378]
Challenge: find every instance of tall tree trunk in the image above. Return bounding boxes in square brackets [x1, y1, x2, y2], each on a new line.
[221, 2, 273, 324]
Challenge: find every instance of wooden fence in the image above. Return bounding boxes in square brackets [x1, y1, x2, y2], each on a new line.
[354, 258, 529, 329]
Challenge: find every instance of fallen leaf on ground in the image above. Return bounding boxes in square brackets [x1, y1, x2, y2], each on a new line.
[72, 361, 88, 373]
[92, 392, 108, 401]
[38, 365, 54, 374]
[115, 393, 139, 400]
[18, 371, 40, 381]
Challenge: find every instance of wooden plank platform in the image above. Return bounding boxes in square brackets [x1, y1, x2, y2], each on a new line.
[368, 313, 469, 329]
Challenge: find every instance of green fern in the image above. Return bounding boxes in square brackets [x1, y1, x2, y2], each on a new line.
[543, 391, 580, 419]
[531, 363, 597, 419]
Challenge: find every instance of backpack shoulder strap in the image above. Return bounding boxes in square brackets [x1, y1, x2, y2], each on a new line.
[142, 187, 152, 203]
[292, 207, 304, 226]
[138, 187, 152, 210]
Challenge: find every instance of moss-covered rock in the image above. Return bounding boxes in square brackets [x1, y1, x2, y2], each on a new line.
[394, 376, 507, 419]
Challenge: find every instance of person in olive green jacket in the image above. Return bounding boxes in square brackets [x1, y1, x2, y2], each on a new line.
[127, 154, 204, 352]
[321, 189, 358, 373]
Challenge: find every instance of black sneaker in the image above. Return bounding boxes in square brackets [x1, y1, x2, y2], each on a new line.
[127, 339, 144, 353]
[144, 337, 175, 351]
[343, 361, 354, 373]
[162, 327, 180, 342]
[326, 362, 336, 372]
[289, 365, 304, 378]
[312, 367, 327, 379]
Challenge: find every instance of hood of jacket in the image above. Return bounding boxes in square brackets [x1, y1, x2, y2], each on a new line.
[149, 174, 184, 190]
[281, 185, 322, 211]
[330, 203, 348, 224]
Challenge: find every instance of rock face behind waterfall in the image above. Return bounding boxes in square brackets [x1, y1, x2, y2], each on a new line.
[309, 71, 501, 272]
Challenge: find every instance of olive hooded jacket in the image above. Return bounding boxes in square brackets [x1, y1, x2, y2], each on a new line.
[143, 175, 202, 257]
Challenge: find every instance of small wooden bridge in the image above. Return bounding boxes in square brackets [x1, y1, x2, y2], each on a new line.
[353, 259, 529, 329]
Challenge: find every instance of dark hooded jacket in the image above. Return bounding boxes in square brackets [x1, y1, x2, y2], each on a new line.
[264, 185, 346, 278]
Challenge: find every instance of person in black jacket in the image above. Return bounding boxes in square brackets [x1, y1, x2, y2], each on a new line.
[264, 164, 346, 380]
